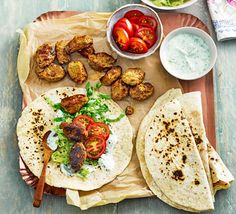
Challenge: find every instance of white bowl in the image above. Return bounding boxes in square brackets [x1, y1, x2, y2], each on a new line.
[141, 0, 198, 10]
[160, 27, 217, 80]
[106, 4, 163, 60]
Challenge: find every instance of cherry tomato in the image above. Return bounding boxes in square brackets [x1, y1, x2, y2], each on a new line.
[135, 27, 157, 48]
[87, 122, 110, 140]
[114, 18, 134, 37]
[84, 136, 106, 159]
[138, 15, 157, 31]
[124, 10, 144, 23]
[128, 37, 148, 54]
[72, 115, 94, 129]
[113, 27, 130, 51]
[132, 23, 140, 33]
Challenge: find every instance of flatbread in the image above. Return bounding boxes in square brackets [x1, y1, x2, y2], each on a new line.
[207, 144, 234, 192]
[17, 87, 133, 191]
[144, 99, 214, 211]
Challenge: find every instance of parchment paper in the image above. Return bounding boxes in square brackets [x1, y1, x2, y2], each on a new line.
[17, 12, 182, 209]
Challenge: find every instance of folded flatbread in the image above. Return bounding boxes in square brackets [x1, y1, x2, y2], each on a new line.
[17, 87, 133, 191]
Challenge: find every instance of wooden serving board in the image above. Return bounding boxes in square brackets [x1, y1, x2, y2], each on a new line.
[19, 11, 216, 196]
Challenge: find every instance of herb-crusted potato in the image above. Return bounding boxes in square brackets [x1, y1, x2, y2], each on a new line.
[88, 52, 116, 72]
[67, 61, 88, 84]
[129, 82, 154, 101]
[121, 68, 145, 86]
[100, 66, 122, 86]
[111, 79, 129, 101]
[35, 43, 55, 68]
[55, 40, 70, 64]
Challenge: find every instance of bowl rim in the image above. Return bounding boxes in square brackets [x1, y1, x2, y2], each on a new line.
[106, 3, 164, 60]
[141, 0, 198, 10]
[160, 27, 217, 80]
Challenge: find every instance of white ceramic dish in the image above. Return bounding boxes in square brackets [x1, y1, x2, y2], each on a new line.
[141, 0, 198, 10]
[106, 4, 163, 60]
[160, 27, 217, 80]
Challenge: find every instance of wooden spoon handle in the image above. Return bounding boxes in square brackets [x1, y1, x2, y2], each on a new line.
[33, 162, 48, 207]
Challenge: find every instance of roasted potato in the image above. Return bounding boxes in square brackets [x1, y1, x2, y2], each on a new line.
[88, 52, 116, 72]
[100, 66, 122, 86]
[79, 45, 95, 58]
[35, 43, 55, 68]
[121, 68, 145, 86]
[70, 143, 87, 172]
[36, 63, 65, 82]
[65, 35, 93, 54]
[61, 94, 89, 114]
[67, 61, 88, 84]
[125, 106, 134, 115]
[111, 79, 129, 101]
[55, 40, 70, 64]
[129, 82, 154, 101]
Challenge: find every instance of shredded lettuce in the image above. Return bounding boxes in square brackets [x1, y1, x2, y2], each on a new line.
[76, 167, 90, 178]
[84, 159, 98, 166]
[151, 0, 190, 7]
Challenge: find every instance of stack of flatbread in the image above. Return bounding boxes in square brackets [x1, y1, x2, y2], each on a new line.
[136, 89, 234, 212]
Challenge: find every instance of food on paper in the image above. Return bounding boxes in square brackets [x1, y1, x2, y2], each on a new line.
[79, 45, 95, 58]
[111, 79, 129, 101]
[35, 43, 55, 68]
[67, 61, 88, 84]
[55, 40, 71, 64]
[150, 0, 190, 7]
[129, 82, 154, 101]
[88, 52, 116, 72]
[112, 10, 158, 53]
[125, 106, 134, 115]
[136, 89, 234, 212]
[65, 35, 93, 54]
[121, 67, 145, 86]
[17, 83, 133, 191]
[100, 66, 122, 86]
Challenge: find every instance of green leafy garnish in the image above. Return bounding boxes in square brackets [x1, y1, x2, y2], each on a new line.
[105, 113, 125, 123]
[84, 159, 99, 166]
[76, 167, 90, 178]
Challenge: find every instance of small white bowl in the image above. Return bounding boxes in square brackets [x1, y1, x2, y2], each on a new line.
[106, 4, 163, 60]
[141, 0, 198, 10]
[160, 27, 217, 80]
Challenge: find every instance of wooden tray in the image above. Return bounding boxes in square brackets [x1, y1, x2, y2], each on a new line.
[19, 11, 216, 196]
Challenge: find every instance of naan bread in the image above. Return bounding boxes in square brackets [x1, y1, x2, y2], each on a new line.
[144, 99, 214, 211]
[17, 87, 133, 191]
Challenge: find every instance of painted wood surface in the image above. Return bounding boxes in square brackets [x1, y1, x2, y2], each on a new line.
[0, 0, 235, 213]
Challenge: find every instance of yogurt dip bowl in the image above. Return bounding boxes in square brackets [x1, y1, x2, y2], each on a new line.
[160, 27, 217, 80]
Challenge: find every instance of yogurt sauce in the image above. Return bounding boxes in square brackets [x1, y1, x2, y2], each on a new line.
[165, 33, 211, 78]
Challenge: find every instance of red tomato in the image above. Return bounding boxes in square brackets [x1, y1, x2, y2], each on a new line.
[84, 136, 106, 159]
[138, 15, 158, 31]
[113, 27, 130, 51]
[72, 115, 94, 129]
[132, 23, 140, 33]
[135, 27, 157, 48]
[87, 122, 110, 140]
[128, 37, 148, 54]
[114, 18, 134, 37]
[124, 10, 144, 23]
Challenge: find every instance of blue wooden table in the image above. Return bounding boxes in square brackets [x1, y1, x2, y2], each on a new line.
[0, 0, 235, 213]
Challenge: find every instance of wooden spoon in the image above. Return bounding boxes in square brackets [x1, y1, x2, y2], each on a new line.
[33, 131, 53, 207]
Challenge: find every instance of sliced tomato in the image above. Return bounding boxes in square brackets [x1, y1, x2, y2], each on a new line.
[132, 23, 140, 34]
[87, 122, 110, 140]
[138, 15, 157, 31]
[72, 115, 94, 129]
[114, 18, 134, 37]
[135, 27, 157, 48]
[124, 10, 144, 23]
[128, 37, 148, 54]
[113, 27, 130, 51]
[84, 136, 106, 159]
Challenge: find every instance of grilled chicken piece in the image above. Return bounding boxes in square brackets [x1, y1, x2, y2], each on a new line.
[35, 63, 65, 82]
[100, 66, 122, 86]
[79, 45, 95, 58]
[65, 35, 93, 54]
[35, 43, 55, 68]
[70, 143, 87, 172]
[67, 61, 88, 84]
[111, 79, 129, 101]
[88, 52, 116, 72]
[129, 82, 154, 101]
[122, 68, 145, 86]
[55, 40, 70, 64]
[60, 122, 88, 142]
